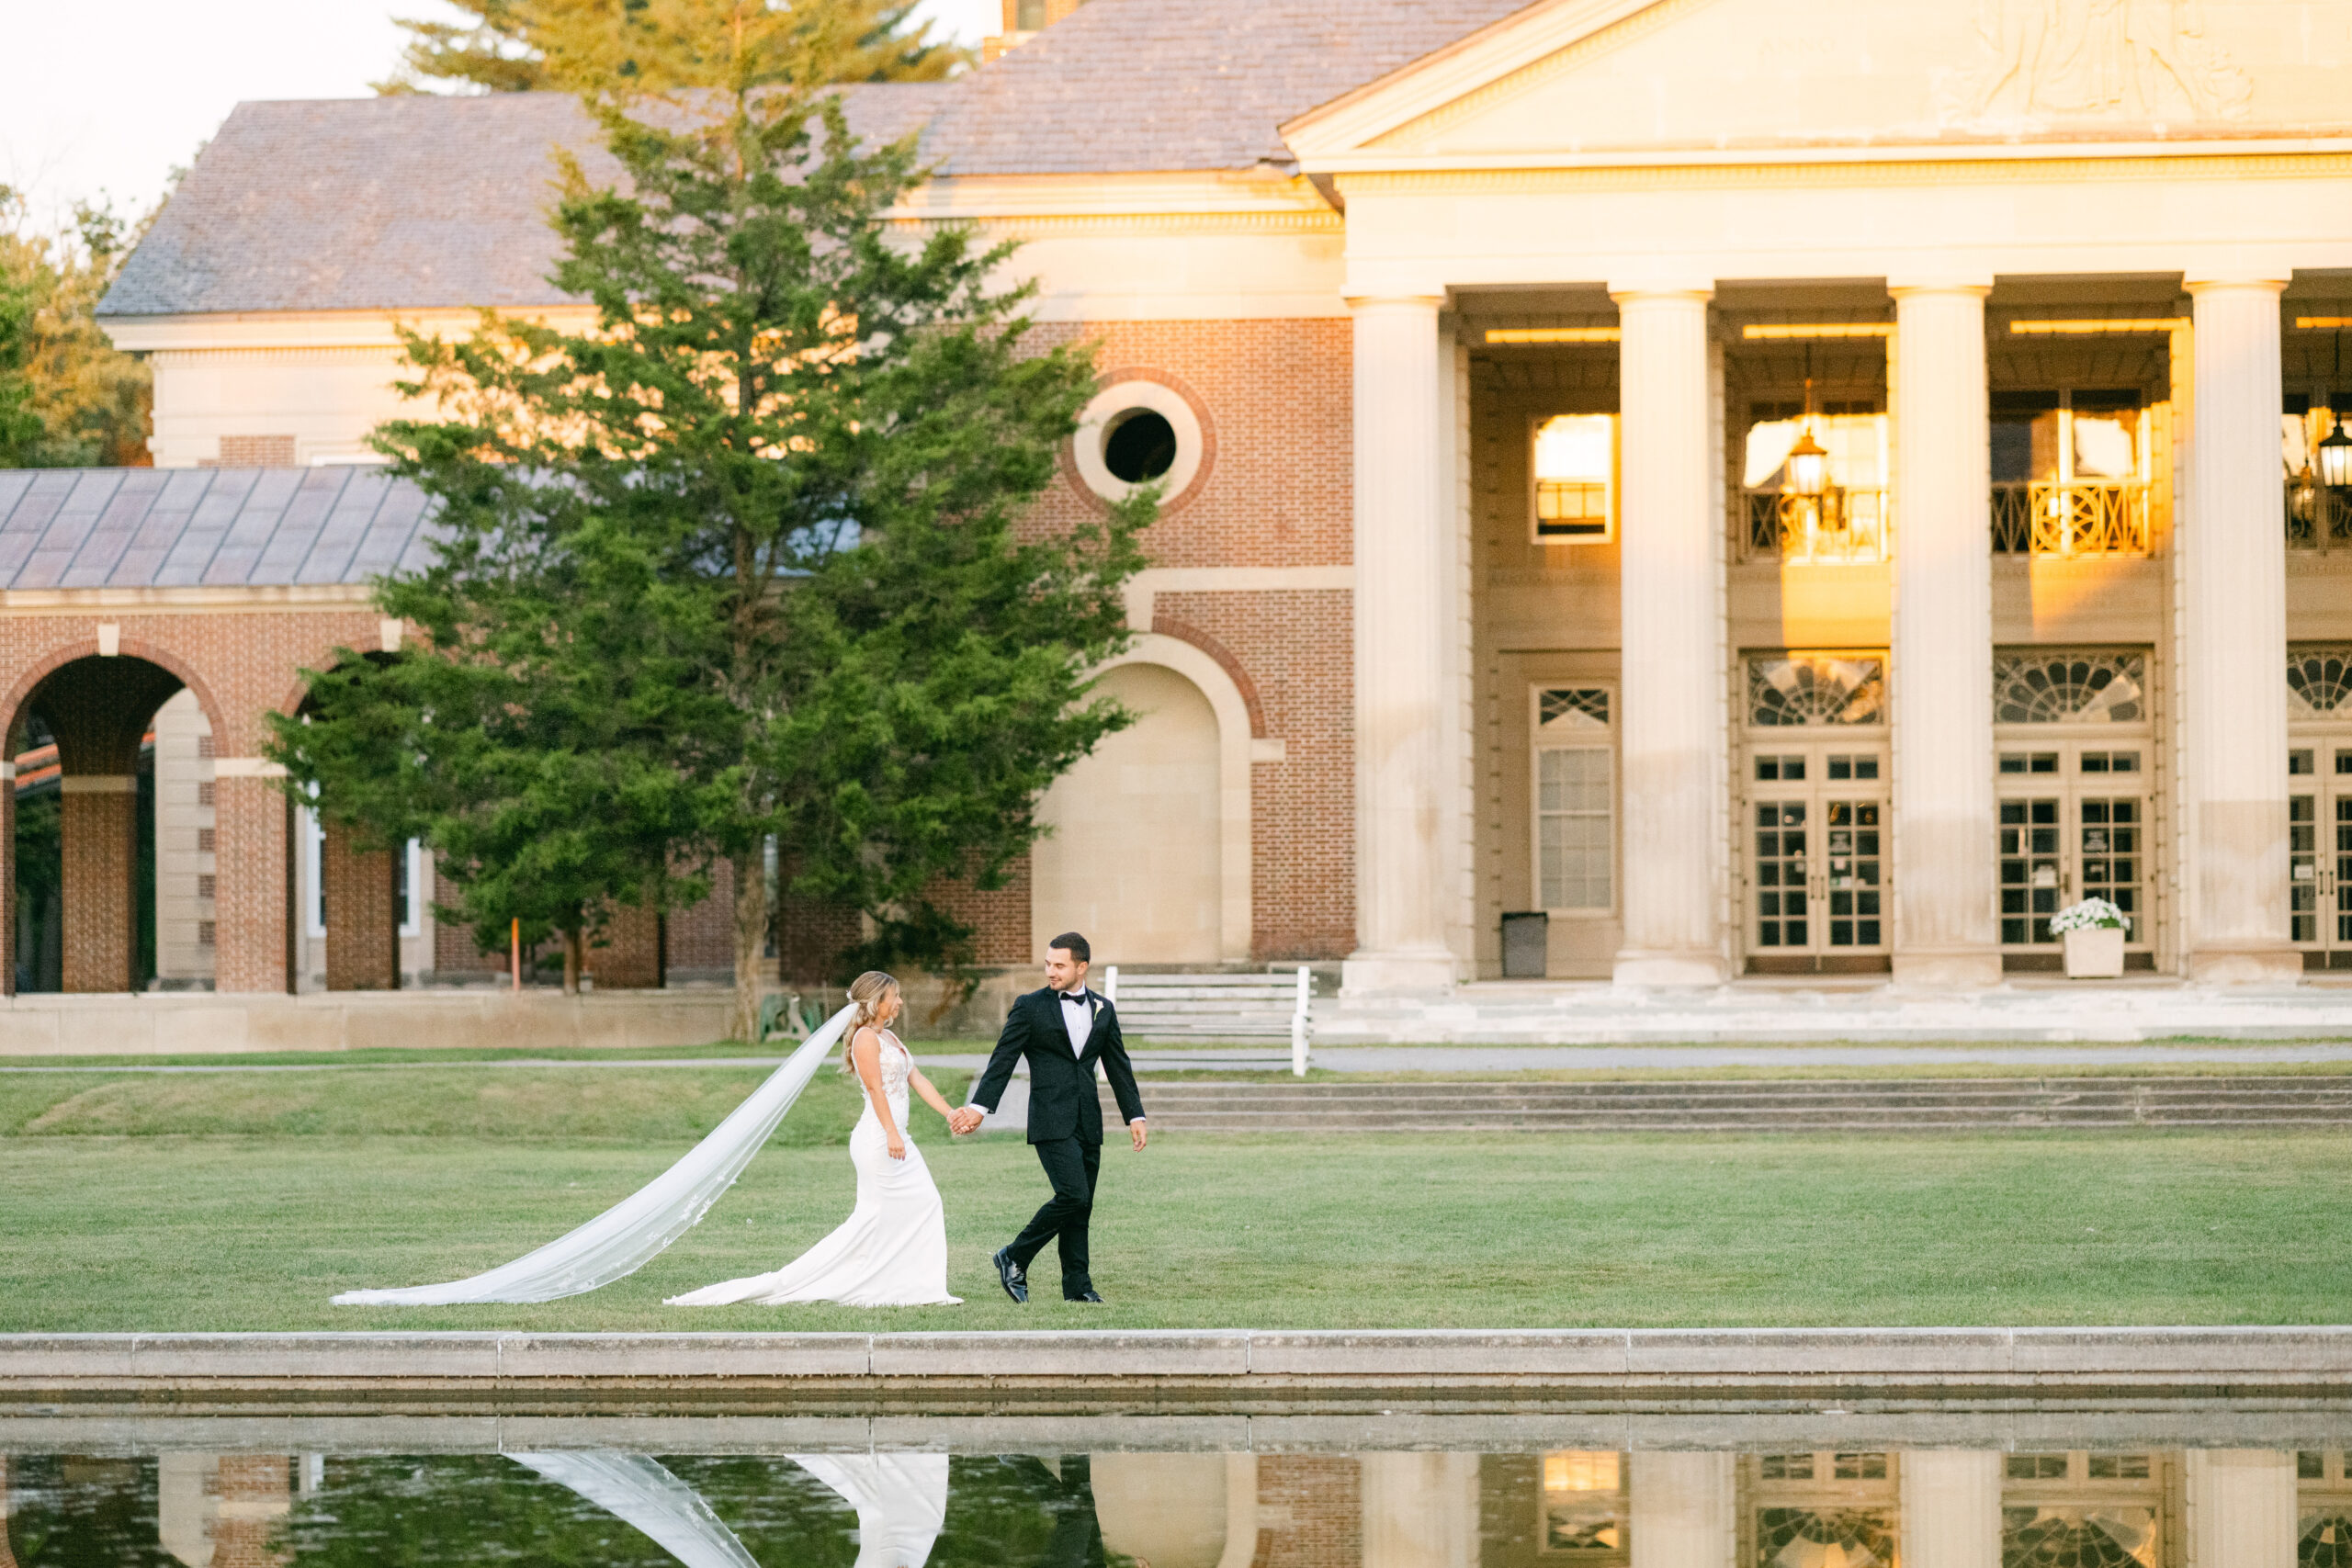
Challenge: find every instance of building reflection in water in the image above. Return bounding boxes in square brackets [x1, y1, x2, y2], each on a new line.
[3, 1445, 2348, 1565]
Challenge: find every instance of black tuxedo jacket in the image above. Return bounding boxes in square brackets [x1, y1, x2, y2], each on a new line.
[971, 986, 1146, 1145]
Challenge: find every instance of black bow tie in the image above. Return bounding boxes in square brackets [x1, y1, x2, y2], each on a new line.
[1060, 991, 1088, 1004]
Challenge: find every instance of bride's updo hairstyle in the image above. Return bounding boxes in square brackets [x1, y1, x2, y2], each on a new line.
[842, 970, 901, 1072]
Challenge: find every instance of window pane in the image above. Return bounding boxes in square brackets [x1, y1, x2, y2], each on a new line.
[1537, 747, 1612, 911]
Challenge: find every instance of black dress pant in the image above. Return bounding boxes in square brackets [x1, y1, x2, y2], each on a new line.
[1006, 1134, 1101, 1298]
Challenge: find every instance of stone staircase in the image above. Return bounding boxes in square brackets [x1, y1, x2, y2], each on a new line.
[1102, 1076, 2352, 1133]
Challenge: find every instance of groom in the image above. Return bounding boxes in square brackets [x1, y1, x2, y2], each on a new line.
[951, 931, 1147, 1303]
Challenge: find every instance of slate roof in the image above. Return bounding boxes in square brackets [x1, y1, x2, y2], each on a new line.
[919, 0, 1537, 175]
[103, 5, 1539, 318]
[0, 468, 441, 591]
[102, 85, 953, 318]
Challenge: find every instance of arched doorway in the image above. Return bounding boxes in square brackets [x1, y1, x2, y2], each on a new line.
[11, 655, 189, 993]
[1032, 661, 1225, 965]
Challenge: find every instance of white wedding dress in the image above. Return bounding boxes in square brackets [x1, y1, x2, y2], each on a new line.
[667, 1032, 962, 1308]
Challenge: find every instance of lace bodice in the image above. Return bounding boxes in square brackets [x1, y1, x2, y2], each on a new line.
[861, 1030, 912, 1112]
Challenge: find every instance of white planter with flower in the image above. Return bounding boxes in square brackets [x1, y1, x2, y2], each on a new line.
[2051, 898, 2130, 978]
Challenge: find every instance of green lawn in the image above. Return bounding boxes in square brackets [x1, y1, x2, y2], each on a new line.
[0, 1065, 2342, 1332]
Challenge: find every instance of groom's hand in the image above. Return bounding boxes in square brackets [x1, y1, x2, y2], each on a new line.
[950, 1107, 984, 1135]
[1129, 1118, 1148, 1151]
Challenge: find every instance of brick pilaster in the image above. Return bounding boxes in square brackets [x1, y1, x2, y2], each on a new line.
[590, 903, 663, 987]
[215, 774, 293, 993]
[322, 819, 399, 990]
[212, 1454, 292, 1568]
[59, 785, 136, 991]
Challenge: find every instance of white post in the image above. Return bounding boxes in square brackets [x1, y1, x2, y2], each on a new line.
[1899, 1451, 2001, 1568]
[2186, 1450, 2296, 1568]
[1102, 964, 1118, 1004]
[1890, 281, 2000, 985]
[1291, 964, 1311, 1077]
[1343, 294, 1460, 995]
[1611, 287, 1728, 986]
[2184, 276, 2297, 981]
[1630, 1452, 1735, 1568]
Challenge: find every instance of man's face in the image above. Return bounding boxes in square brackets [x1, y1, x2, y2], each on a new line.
[1045, 947, 1089, 993]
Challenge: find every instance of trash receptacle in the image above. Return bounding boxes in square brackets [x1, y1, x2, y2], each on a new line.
[1500, 911, 1549, 978]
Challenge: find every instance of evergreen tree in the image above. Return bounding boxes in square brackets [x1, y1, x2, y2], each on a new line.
[379, 0, 967, 95]
[272, 63, 1147, 1038]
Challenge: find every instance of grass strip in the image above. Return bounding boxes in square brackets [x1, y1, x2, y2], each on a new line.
[0, 1129, 2338, 1332]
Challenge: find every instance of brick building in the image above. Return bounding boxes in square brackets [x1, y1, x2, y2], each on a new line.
[13, 0, 2352, 999]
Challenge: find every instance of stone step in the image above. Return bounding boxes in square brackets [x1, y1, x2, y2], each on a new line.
[1093, 1076, 2352, 1132]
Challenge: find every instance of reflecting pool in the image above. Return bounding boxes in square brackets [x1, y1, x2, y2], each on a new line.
[6, 1422, 2350, 1566]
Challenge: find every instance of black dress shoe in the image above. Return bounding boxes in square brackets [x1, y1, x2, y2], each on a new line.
[992, 1247, 1028, 1304]
[1068, 1290, 1106, 1303]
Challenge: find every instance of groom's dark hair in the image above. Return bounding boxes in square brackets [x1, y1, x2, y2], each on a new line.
[1049, 931, 1091, 963]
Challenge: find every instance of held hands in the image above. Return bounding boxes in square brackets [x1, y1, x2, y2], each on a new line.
[1130, 1118, 1148, 1152]
[948, 1106, 985, 1136]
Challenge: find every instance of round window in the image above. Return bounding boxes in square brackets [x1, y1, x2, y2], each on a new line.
[1103, 410, 1178, 483]
[1071, 379, 1207, 507]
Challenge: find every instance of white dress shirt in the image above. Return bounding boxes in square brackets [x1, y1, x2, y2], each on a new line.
[1057, 988, 1093, 1055]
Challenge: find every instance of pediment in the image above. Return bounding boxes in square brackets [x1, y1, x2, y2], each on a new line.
[1285, 0, 2352, 164]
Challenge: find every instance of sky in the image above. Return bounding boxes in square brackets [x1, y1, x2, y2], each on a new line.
[0, 0, 1000, 232]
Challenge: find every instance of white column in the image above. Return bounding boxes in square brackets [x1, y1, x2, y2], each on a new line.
[2184, 277, 2298, 982]
[1899, 1451, 2001, 1568]
[1361, 1454, 1478, 1568]
[1344, 295, 1461, 993]
[1629, 1452, 1735, 1568]
[1612, 288, 1728, 986]
[2186, 1450, 2297, 1568]
[1890, 282, 2000, 986]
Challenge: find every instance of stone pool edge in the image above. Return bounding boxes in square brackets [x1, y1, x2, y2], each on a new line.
[6, 1327, 2352, 1409]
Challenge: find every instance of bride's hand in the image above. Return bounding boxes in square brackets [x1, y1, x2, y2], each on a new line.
[888, 1133, 908, 1161]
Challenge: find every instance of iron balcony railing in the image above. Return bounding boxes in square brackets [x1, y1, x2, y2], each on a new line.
[2286, 479, 2352, 551]
[1990, 480, 2151, 556]
[1741, 487, 1888, 563]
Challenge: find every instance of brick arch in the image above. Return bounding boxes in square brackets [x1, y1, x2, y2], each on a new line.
[1147, 615, 1268, 739]
[0, 635, 228, 755]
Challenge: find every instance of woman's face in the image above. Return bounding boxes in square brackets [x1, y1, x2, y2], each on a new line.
[877, 987, 903, 1026]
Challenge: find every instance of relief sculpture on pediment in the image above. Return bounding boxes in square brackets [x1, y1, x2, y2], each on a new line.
[1945, 0, 2253, 126]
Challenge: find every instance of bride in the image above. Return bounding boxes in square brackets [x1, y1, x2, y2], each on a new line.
[667, 971, 964, 1308]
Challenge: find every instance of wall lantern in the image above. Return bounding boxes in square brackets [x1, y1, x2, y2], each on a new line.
[2321, 330, 2352, 491]
[1785, 425, 1831, 498]
[2320, 423, 2352, 490]
[1786, 347, 1832, 499]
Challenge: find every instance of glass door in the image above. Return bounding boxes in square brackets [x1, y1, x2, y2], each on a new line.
[1746, 746, 1888, 972]
[1996, 746, 2149, 967]
[2290, 744, 2352, 969]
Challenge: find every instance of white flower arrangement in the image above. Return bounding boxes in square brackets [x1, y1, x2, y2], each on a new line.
[2050, 897, 2131, 934]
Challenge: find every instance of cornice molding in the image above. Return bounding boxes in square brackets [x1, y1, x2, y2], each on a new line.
[1336, 150, 2352, 196]
[0, 584, 379, 614]
[1282, 0, 1666, 157]
[1368, 0, 1708, 153]
[889, 210, 1343, 238]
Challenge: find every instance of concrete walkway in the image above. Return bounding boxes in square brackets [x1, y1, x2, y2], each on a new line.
[5, 1328, 2350, 1414]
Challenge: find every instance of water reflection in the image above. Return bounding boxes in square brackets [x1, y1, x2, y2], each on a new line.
[4, 1442, 2347, 1565]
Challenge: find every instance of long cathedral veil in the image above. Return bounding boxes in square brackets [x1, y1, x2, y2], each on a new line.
[511, 1452, 763, 1568]
[333, 1004, 857, 1305]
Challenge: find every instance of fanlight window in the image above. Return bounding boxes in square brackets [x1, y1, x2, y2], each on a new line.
[1747, 656, 1886, 728]
[1540, 688, 1611, 731]
[1994, 653, 2147, 725]
[2289, 647, 2352, 718]
[2003, 1507, 2157, 1568]
[1755, 1510, 1895, 1568]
